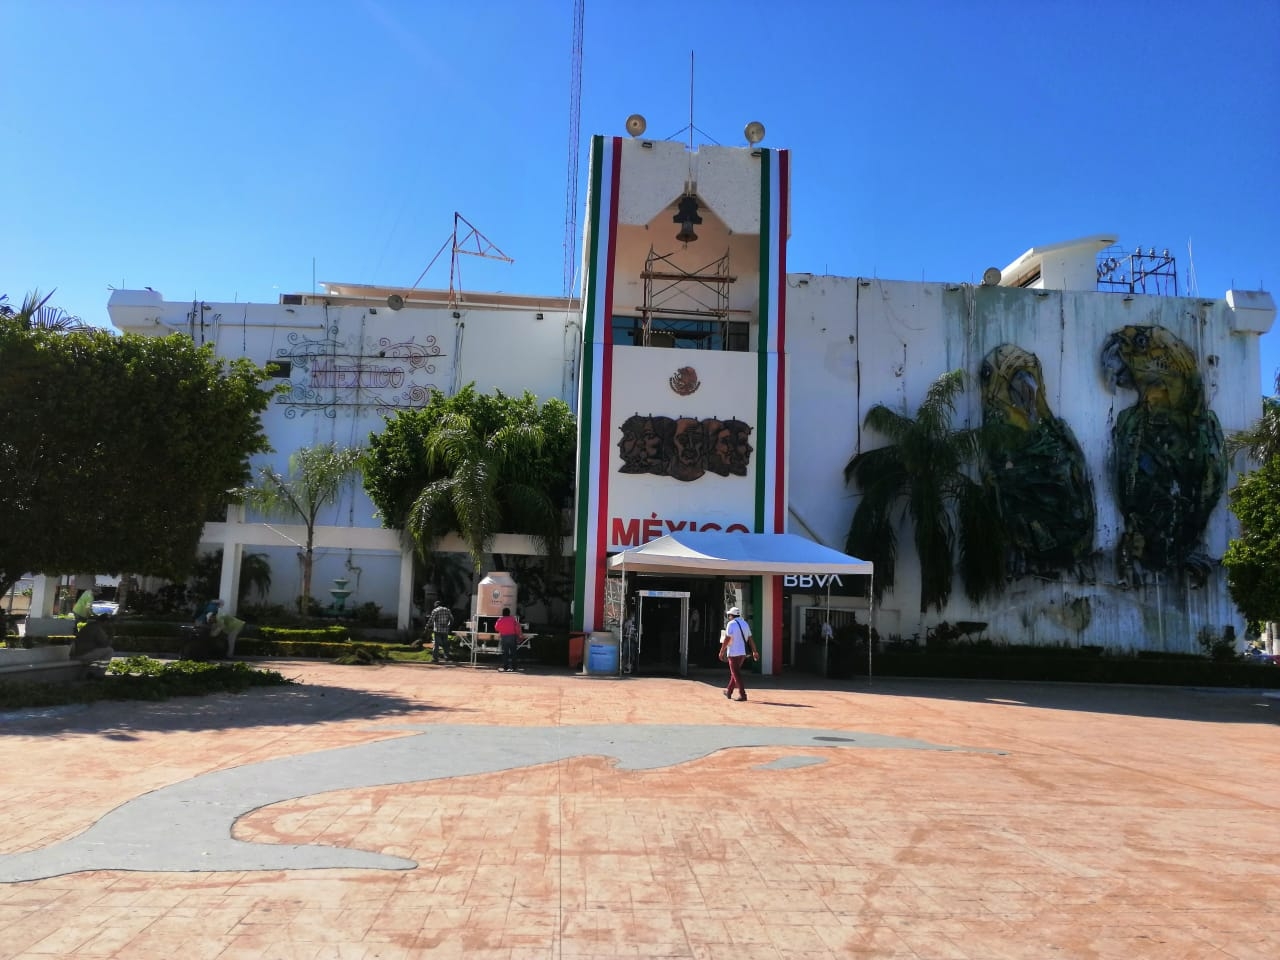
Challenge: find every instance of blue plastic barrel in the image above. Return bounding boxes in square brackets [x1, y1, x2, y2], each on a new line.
[587, 634, 619, 675]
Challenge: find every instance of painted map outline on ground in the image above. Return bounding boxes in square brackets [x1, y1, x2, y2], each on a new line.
[0, 724, 1001, 882]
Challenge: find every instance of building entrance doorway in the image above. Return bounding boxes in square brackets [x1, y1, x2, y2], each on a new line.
[622, 577, 741, 675]
[633, 590, 688, 676]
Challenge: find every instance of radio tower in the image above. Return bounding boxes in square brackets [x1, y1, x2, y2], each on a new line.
[563, 0, 585, 298]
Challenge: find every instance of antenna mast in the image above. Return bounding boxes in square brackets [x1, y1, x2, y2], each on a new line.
[563, 0, 585, 298]
[689, 51, 695, 153]
[663, 51, 719, 149]
[409, 212, 513, 307]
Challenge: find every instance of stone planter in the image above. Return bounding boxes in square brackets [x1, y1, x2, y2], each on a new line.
[0, 644, 72, 666]
[0, 643, 83, 684]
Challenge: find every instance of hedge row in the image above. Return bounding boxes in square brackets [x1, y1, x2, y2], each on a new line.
[110, 634, 411, 660]
[113, 621, 364, 644]
[100, 626, 1280, 687]
[113, 629, 574, 665]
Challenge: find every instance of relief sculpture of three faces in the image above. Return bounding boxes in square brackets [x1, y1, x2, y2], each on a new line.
[618, 414, 753, 481]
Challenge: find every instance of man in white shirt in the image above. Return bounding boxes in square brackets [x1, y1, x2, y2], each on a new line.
[718, 606, 758, 701]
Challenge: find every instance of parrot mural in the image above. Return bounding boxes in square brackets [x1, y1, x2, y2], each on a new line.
[1099, 324, 1225, 585]
[978, 344, 1096, 579]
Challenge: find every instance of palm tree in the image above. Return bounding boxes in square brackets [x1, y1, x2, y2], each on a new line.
[240, 443, 363, 613]
[844, 369, 1004, 614]
[1226, 374, 1280, 464]
[0, 290, 88, 330]
[406, 404, 563, 580]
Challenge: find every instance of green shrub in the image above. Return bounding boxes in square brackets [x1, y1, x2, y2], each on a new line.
[0, 657, 292, 709]
[238, 639, 360, 659]
[257, 624, 354, 643]
[350, 602, 383, 626]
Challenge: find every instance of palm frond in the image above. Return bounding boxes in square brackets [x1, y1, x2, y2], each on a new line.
[843, 368, 1001, 613]
[859, 403, 917, 448]
[407, 479, 459, 557]
[1226, 395, 1280, 464]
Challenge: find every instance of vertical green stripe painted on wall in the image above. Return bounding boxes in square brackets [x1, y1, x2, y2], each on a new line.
[754, 149, 771, 533]
[571, 136, 606, 623]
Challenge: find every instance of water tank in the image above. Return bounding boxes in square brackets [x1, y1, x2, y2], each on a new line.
[476, 572, 518, 619]
[107, 288, 168, 332]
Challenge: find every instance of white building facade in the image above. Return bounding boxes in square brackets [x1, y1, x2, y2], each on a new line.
[101, 130, 1274, 670]
[108, 286, 577, 629]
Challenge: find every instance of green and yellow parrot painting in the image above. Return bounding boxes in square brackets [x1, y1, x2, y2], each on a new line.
[1099, 324, 1225, 584]
[979, 344, 1096, 578]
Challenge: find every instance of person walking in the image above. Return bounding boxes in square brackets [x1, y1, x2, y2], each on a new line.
[718, 606, 758, 701]
[427, 601, 453, 662]
[494, 606, 523, 672]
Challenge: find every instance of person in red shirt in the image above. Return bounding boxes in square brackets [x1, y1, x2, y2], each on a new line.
[494, 607, 523, 672]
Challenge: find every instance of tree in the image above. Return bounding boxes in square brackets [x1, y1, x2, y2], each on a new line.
[238, 443, 363, 612]
[1223, 455, 1280, 624]
[364, 386, 575, 577]
[0, 304, 272, 599]
[843, 369, 1004, 614]
[0, 289, 88, 331]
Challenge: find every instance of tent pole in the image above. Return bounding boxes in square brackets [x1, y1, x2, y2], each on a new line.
[867, 574, 874, 684]
[824, 579, 831, 677]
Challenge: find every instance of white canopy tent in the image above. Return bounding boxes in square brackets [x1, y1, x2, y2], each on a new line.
[608, 531, 875, 678]
[607, 531, 873, 576]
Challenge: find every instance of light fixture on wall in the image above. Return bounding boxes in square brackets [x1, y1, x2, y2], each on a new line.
[674, 195, 702, 243]
[535, 312, 544, 320]
[452, 310, 462, 318]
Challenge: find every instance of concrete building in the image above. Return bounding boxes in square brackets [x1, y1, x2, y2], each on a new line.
[96, 129, 1274, 671]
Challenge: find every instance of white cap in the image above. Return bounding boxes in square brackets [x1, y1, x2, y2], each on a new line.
[726, 606, 740, 617]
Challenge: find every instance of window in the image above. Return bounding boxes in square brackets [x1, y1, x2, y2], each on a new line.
[611, 316, 749, 352]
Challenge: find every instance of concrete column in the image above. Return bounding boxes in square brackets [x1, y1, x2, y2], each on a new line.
[219, 546, 243, 615]
[761, 574, 781, 676]
[216, 503, 244, 614]
[29, 576, 58, 618]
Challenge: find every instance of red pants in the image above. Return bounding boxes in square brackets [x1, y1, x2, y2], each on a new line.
[726, 655, 748, 698]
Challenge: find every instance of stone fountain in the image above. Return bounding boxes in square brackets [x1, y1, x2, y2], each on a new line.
[330, 578, 353, 616]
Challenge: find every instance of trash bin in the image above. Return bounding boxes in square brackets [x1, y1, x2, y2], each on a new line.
[569, 632, 586, 671]
[586, 632, 619, 675]
[179, 623, 226, 661]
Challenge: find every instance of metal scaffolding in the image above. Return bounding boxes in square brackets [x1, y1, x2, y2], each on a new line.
[639, 247, 745, 348]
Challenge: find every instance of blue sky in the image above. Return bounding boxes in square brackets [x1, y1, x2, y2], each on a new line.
[4, 1, 1278, 386]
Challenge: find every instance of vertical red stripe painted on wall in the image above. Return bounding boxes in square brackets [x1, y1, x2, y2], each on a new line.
[591, 138, 623, 628]
[774, 149, 789, 535]
[772, 150, 789, 669]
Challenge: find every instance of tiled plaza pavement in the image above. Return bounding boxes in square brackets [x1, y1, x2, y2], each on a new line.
[0, 659, 1276, 959]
